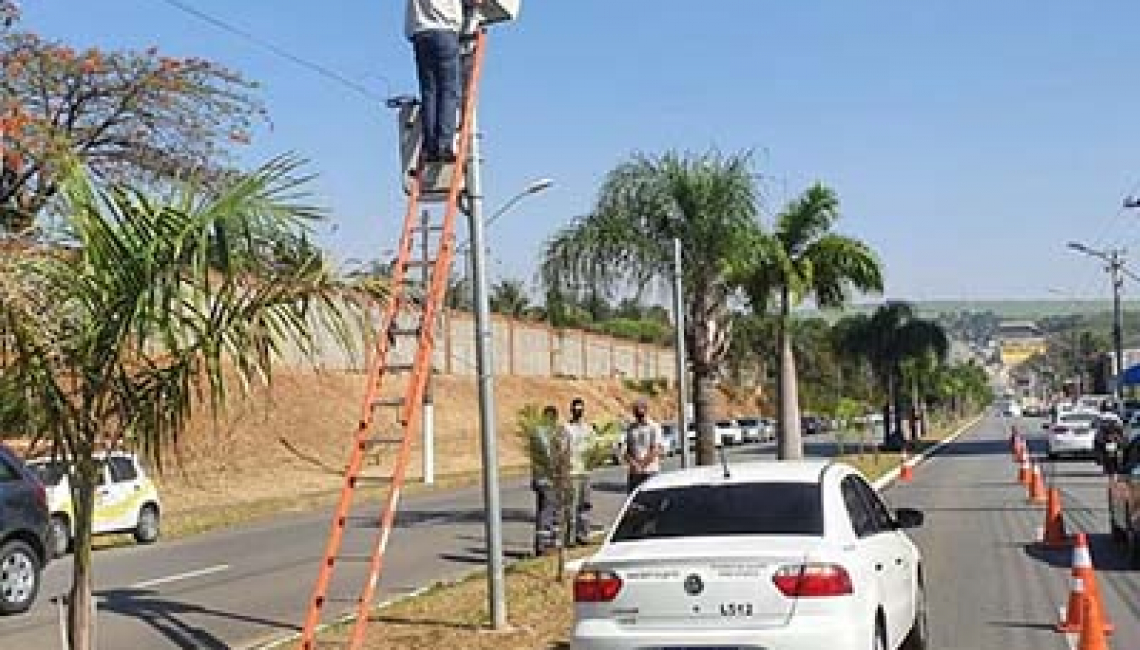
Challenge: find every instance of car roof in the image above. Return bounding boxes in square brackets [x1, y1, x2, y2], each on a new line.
[640, 459, 837, 490]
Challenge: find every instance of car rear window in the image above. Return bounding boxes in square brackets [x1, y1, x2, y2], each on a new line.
[30, 462, 65, 486]
[612, 482, 823, 541]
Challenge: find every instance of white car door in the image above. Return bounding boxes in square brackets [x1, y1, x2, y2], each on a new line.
[840, 477, 898, 638]
[96, 457, 140, 532]
[854, 478, 916, 646]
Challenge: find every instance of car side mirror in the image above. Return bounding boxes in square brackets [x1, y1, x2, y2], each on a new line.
[894, 508, 924, 529]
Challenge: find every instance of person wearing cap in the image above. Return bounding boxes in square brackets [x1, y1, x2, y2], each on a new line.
[562, 397, 593, 546]
[623, 399, 663, 493]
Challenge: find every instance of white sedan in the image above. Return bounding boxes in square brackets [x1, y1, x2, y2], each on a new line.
[572, 460, 927, 650]
[1045, 410, 1099, 459]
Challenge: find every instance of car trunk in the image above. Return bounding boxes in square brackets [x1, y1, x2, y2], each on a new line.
[588, 536, 821, 630]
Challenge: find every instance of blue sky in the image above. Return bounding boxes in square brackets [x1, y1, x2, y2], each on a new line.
[17, 1, 1140, 303]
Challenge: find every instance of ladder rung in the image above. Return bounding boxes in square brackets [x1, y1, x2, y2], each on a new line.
[403, 259, 435, 269]
[388, 326, 421, 337]
[372, 397, 404, 408]
[362, 436, 404, 446]
[411, 224, 444, 232]
[335, 554, 377, 562]
[347, 475, 393, 487]
[384, 363, 414, 373]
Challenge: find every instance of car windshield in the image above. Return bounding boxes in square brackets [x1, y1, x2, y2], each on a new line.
[1060, 413, 1098, 426]
[30, 461, 66, 486]
[611, 482, 823, 541]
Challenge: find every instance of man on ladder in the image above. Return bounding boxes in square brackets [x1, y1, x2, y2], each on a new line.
[405, 0, 481, 164]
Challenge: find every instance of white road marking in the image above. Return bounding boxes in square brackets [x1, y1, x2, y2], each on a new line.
[131, 564, 230, 590]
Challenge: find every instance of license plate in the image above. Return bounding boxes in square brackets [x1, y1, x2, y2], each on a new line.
[718, 602, 754, 617]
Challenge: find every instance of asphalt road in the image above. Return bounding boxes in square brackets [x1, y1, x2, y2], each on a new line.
[886, 415, 1140, 650]
[0, 433, 822, 650]
[9, 417, 1133, 650]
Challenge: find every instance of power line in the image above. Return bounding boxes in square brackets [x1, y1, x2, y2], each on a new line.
[154, 0, 390, 103]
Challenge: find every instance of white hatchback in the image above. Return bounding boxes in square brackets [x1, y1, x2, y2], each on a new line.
[572, 460, 927, 650]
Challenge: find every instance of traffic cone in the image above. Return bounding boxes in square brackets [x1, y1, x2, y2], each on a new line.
[1018, 455, 1032, 485]
[1041, 487, 1072, 548]
[899, 448, 914, 482]
[1057, 533, 1114, 634]
[1077, 593, 1111, 650]
[1028, 464, 1047, 504]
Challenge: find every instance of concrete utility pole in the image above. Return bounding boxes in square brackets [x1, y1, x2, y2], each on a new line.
[672, 238, 691, 468]
[1067, 242, 1130, 399]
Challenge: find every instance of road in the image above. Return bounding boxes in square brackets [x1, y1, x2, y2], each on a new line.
[0, 433, 825, 650]
[6, 416, 1136, 650]
[887, 414, 1140, 649]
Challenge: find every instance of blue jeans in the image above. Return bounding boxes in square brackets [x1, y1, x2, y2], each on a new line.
[412, 30, 461, 158]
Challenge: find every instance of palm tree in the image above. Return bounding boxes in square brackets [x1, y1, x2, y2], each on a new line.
[840, 302, 949, 448]
[0, 157, 381, 649]
[737, 184, 883, 460]
[541, 150, 763, 465]
[489, 278, 530, 318]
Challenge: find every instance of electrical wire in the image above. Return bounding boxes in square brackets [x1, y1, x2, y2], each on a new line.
[154, 0, 390, 103]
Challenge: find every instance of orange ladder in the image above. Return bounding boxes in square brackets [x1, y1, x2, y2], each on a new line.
[297, 27, 487, 650]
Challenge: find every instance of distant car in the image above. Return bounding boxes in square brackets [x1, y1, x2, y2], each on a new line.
[659, 423, 680, 457]
[802, 415, 826, 436]
[715, 420, 743, 446]
[760, 418, 777, 441]
[0, 444, 50, 615]
[1045, 410, 1099, 460]
[28, 452, 162, 558]
[1000, 401, 1022, 418]
[1108, 435, 1140, 567]
[571, 460, 927, 650]
[1093, 413, 1127, 472]
[735, 417, 763, 443]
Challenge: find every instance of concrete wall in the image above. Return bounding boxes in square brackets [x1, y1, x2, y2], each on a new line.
[284, 307, 674, 380]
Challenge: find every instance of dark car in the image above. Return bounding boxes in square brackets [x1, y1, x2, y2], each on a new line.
[1109, 435, 1140, 566]
[801, 415, 825, 436]
[0, 444, 50, 614]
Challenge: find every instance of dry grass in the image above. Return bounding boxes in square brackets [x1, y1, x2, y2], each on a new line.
[317, 546, 594, 650]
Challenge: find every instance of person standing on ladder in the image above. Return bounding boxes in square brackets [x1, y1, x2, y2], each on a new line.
[404, 0, 479, 163]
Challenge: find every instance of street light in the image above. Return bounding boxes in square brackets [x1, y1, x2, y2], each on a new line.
[1066, 241, 1127, 399]
[457, 177, 554, 291]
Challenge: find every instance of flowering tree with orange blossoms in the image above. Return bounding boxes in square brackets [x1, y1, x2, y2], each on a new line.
[1, 23, 265, 234]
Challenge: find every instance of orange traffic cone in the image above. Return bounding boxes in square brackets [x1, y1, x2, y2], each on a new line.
[1028, 464, 1048, 504]
[1077, 592, 1111, 650]
[899, 448, 914, 482]
[1018, 455, 1032, 485]
[1058, 533, 1114, 634]
[1041, 487, 1072, 548]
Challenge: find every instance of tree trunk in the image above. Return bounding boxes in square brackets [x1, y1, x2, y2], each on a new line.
[694, 372, 718, 466]
[776, 290, 803, 460]
[68, 454, 98, 649]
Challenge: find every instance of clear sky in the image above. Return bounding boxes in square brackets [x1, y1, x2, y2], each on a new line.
[16, 1, 1140, 304]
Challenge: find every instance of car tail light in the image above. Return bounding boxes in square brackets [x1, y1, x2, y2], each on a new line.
[33, 480, 47, 509]
[574, 569, 623, 602]
[773, 563, 853, 598]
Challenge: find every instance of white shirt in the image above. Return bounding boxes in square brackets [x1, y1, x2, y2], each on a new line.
[625, 419, 663, 474]
[405, 0, 465, 39]
[562, 421, 593, 476]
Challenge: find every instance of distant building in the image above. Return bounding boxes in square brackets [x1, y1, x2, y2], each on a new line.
[996, 320, 1046, 367]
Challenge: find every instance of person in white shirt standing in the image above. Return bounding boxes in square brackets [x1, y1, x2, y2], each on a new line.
[562, 397, 593, 546]
[404, 0, 477, 163]
[623, 398, 663, 493]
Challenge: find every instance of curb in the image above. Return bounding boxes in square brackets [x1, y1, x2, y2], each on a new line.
[872, 414, 985, 491]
